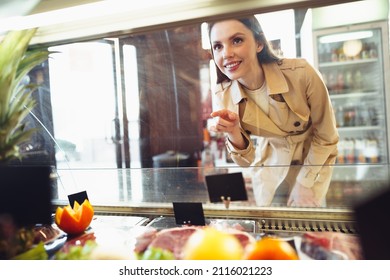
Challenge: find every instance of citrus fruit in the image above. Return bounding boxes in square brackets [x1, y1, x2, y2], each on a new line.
[182, 227, 244, 260]
[55, 199, 94, 235]
[244, 237, 299, 260]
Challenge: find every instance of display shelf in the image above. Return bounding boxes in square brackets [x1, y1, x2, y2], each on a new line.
[329, 91, 378, 99]
[319, 58, 378, 68]
[337, 126, 381, 132]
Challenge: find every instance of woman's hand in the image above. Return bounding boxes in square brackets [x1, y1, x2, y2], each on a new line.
[210, 109, 246, 149]
[287, 182, 320, 207]
[210, 109, 240, 133]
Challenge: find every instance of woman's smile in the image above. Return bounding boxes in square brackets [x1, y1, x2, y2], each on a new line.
[224, 61, 241, 71]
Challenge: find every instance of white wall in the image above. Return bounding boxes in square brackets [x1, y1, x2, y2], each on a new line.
[312, 0, 389, 30]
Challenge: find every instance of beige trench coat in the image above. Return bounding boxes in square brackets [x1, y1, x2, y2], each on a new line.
[213, 58, 339, 206]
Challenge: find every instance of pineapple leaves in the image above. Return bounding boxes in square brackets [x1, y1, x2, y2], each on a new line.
[0, 28, 50, 163]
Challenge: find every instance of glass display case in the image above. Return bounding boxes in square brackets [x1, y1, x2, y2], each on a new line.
[2, 0, 390, 260]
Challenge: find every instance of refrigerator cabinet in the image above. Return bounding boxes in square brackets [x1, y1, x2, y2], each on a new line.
[313, 21, 390, 180]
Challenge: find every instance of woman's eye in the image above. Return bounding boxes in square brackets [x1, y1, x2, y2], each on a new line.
[213, 43, 222, 51]
[233, 37, 243, 44]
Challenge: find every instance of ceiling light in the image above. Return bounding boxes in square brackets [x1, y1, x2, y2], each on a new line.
[319, 31, 373, 44]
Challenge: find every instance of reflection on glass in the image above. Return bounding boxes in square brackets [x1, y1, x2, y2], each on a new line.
[53, 165, 390, 210]
[48, 42, 118, 168]
[18, 2, 390, 210]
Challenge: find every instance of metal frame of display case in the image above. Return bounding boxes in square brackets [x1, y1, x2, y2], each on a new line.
[86, 204, 358, 235]
[52, 189, 359, 236]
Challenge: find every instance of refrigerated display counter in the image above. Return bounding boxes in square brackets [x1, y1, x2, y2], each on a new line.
[44, 164, 389, 260]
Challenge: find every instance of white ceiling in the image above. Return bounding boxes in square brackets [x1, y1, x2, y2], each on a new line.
[0, 0, 41, 18]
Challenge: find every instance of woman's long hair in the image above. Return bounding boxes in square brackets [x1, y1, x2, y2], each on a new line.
[208, 16, 281, 84]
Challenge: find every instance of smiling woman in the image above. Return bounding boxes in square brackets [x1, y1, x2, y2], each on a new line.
[208, 16, 339, 207]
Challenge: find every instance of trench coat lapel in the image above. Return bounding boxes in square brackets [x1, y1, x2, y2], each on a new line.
[262, 61, 310, 121]
[261, 62, 289, 94]
[241, 100, 288, 136]
[228, 80, 287, 136]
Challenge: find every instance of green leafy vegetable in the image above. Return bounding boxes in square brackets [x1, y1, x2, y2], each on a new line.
[138, 247, 175, 260]
[54, 240, 98, 260]
[12, 242, 48, 260]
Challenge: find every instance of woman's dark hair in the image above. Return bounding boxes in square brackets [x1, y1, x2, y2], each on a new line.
[208, 15, 280, 84]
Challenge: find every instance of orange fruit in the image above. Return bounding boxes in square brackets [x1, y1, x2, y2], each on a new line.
[244, 237, 299, 260]
[182, 227, 244, 260]
[73, 200, 94, 231]
[55, 199, 94, 235]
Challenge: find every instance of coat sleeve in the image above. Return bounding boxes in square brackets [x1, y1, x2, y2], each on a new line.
[213, 83, 257, 167]
[296, 61, 339, 188]
[225, 128, 255, 167]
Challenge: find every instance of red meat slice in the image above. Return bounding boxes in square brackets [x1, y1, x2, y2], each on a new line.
[233, 231, 256, 248]
[301, 232, 363, 260]
[134, 225, 256, 259]
[133, 227, 158, 253]
[148, 227, 200, 259]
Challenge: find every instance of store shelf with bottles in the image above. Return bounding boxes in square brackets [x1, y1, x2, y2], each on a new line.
[319, 57, 378, 68]
[334, 105, 381, 131]
[317, 35, 379, 65]
[321, 62, 381, 97]
[330, 91, 379, 100]
[317, 35, 382, 97]
[331, 94, 386, 165]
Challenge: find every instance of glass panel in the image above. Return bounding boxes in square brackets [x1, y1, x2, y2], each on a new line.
[53, 164, 390, 209]
[12, 0, 390, 212]
[48, 41, 119, 168]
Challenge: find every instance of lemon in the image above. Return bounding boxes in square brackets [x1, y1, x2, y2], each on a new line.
[182, 227, 243, 260]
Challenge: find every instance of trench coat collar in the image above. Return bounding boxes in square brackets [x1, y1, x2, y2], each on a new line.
[229, 61, 289, 105]
[262, 61, 289, 94]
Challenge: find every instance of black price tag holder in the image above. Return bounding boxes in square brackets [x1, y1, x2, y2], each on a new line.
[172, 202, 206, 226]
[68, 190, 89, 208]
[205, 172, 248, 209]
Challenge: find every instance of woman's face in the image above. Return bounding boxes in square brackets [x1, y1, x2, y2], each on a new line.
[210, 20, 264, 89]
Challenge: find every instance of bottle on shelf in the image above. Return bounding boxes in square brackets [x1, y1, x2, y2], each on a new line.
[336, 139, 345, 164]
[354, 138, 366, 163]
[343, 105, 356, 127]
[335, 105, 344, 127]
[328, 72, 336, 93]
[344, 70, 353, 92]
[353, 69, 363, 91]
[368, 106, 378, 126]
[361, 42, 370, 59]
[336, 71, 345, 93]
[344, 138, 355, 163]
[368, 42, 378, 58]
[355, 105, 365, 126]
[331, 48, 338, 62]
[338, 45, 346, 61]
[364, 137, 379, 163]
